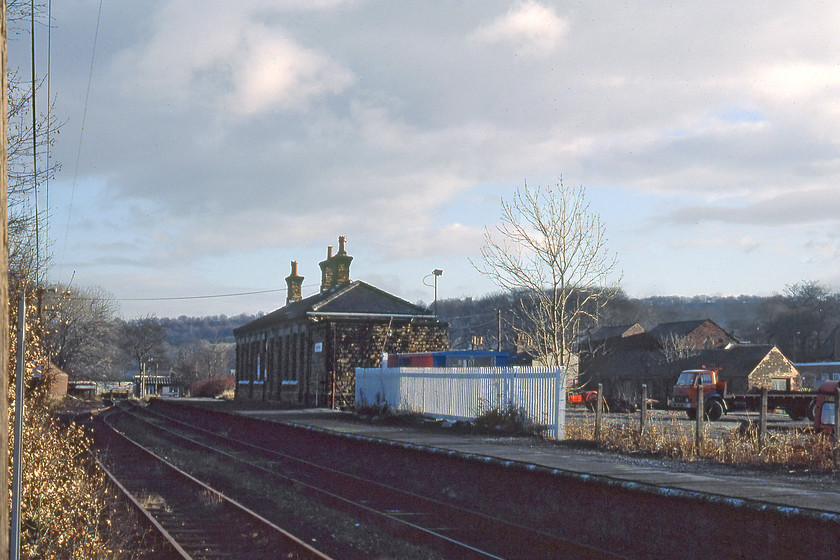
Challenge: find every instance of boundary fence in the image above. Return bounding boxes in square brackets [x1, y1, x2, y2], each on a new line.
[355, 366, 566, 439]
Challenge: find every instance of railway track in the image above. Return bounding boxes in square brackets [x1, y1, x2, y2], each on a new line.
[95, 410, 333, 560]
[104, 401, 628, 560]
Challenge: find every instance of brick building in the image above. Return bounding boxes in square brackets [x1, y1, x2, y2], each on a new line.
[234, 236, 449, 407]
[648, 319, 737, 350]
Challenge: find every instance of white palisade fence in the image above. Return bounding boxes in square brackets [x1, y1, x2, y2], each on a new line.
[355, 366, 566, 439]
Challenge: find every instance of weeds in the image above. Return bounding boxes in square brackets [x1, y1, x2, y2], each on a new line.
[565, 413, 836, 471]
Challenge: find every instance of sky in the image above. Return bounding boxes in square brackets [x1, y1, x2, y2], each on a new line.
[11, 1, 840, 318]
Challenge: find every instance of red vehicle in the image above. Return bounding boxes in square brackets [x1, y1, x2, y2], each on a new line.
[812, 381, 838, 436]
[668, 368, 816, 421]
[567, 389, 599, 411]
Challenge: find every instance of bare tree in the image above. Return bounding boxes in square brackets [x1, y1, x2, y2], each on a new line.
[172, 340, 234, 392]
[117, 316, 168, 372]
[660, 333, 701, 363]
[476, 179, 620, 369]
[44, 285, 121, 379]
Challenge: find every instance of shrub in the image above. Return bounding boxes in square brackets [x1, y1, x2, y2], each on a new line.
[190, 376, 235, 398]
[474, 401, 545, 436]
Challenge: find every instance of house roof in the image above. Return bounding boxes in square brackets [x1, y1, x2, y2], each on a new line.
[648, 319, 713, 340]
[234, 280, 435, 335]
[586, 323, 645, 344]
[670, 345, 780, 378]
[590, 344, 788, 381]
[589, 350, 670, 379]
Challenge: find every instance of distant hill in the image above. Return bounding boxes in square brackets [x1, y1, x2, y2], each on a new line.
[156, 313, 258, 346]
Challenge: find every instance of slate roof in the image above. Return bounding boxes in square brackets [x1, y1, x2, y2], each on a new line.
[590, 345, 785, 382]
[648, 319, 712, 340]
[589, 350, 670, 380]
[234, 281, 434, 336]
[670, 345, 779, 379]
[585, 323, 645, 344]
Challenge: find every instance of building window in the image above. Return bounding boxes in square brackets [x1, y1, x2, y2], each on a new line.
[771, 378, 788, 391]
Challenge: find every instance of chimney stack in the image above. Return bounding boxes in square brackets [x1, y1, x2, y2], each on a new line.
[285, 261, 304, 304]
[320, 235, 353, 292]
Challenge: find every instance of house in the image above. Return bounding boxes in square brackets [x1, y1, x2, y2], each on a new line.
[648, 319, 738, 350]
[578, 323, 659, 355]
[234, 236, 449, 407]
[590, 344, 801, 405]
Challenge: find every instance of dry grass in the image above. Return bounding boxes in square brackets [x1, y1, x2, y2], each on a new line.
[565, 413, 836, 471]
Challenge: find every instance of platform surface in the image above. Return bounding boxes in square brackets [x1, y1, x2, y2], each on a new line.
[231, 407, 840, 520]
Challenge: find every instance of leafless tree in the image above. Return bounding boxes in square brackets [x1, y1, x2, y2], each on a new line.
[660, 333, 700, 363]
[172, 340, 234, 392]
[475, 179, 620, 368]
[117, 316, 168, 371]
[44, 285, 121, 379]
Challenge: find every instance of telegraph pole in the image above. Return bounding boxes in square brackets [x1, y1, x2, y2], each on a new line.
[0, 2, 11, 557]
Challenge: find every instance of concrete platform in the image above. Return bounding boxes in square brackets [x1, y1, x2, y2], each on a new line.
[236, 407, 840, 523]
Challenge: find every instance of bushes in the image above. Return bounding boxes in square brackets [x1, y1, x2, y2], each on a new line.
[189, 376, 235, 398]
[474, 402, 546, 436]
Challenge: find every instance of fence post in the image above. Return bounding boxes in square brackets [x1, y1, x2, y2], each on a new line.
[759, 387, 768, 449]
[834, 385, 840, 471]
[595, 383, 603, 443]
[695, 383, 704, 456]
[640, 384, 648, 435]
[554, 367, 562, 440]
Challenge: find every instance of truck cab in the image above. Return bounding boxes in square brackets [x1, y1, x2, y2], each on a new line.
[813, 381, 838, 436]
[668, 369, 727, 420]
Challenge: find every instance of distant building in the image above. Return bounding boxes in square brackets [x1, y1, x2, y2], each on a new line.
[648, 319, 738, 350]
[234, 236, 449, 407]
[134, 375, 180, 398]
[591, 344, 801, 405]
[793, 362, 840, 390]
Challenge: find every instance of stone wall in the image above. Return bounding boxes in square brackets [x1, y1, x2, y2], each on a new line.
[744, 347, 802, 392]
[327, 319, 450, 407]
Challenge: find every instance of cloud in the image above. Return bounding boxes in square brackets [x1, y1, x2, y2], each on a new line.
[110, 2, 354, 117]
[662, 187, 840, 226]
[470, 1, 568, 54]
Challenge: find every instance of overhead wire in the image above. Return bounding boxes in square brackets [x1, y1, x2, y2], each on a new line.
[60, 0, 103, 275]
[30, 0, 38, 283]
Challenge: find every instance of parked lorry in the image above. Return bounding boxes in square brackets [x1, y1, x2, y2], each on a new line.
[667, 368, 816, 421]
[812, 380, 838, 436]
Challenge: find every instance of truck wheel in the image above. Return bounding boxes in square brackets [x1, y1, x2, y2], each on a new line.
[787, 409, 805, 421]
[686, 409, 696, 420]
[705, 400, 724, 421]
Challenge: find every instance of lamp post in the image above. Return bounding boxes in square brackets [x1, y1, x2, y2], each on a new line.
[424, 269, 443, 316]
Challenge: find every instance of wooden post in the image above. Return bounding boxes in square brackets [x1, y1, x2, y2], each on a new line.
[639, 384, 648, 435]
[759, 387, 768, 449]
[695, 383, 704, 456]
[0, 2, 11, 556]
[834, 385, 840, 471]
[595, 383, 603, 443]
[497, 309, 502, 352]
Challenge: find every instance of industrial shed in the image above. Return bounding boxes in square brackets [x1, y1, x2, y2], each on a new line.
[234, 236, 449, 407]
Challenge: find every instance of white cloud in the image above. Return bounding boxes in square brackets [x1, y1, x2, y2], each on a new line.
[110, 2, 354, 116]
[470, 1, 568, 54]
[227, 29, 355, 115]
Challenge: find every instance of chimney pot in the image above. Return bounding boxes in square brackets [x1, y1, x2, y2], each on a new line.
[285, 260, 304, 304]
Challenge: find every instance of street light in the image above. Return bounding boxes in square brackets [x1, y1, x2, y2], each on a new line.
[424, 269, 443, 316]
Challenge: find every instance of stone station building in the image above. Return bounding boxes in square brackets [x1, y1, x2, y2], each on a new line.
[234, 237, 449, 407]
